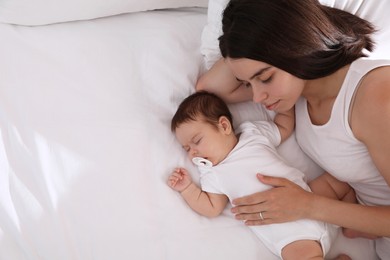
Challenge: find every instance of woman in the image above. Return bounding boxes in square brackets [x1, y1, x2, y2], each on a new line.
[196, 0, 390, 258]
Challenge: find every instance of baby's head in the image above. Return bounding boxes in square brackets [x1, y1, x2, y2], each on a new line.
[171, 91, 237, 166]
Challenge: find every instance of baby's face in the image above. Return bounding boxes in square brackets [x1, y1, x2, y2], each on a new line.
[175, 118, 232, 166]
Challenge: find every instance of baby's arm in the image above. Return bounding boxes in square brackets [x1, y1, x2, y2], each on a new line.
[274, 107, 295, 143]
[167, 168, 229, 218]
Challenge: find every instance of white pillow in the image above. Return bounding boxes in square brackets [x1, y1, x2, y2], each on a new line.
[201, 0, 390, 69]
[201, 0, 228, 69]
[0, 0, 208, 26]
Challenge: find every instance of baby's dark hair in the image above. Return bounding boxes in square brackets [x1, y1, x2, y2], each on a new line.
[171, 91, 234, 132]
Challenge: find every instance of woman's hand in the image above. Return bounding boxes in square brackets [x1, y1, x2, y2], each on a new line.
[231, 174, 313, 225]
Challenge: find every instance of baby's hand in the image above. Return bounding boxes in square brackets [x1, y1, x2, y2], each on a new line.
[167, 168, 192, 192]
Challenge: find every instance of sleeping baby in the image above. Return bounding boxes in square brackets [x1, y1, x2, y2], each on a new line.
[167, 91, 336, 260]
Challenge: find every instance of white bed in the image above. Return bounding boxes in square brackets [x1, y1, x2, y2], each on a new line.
[1, 0, 389, 259]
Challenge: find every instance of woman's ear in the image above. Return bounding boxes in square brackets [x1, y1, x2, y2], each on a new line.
[218, 116, 233, 134]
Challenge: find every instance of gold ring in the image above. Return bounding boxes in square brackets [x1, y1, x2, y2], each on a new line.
[259, 211, 265, 220]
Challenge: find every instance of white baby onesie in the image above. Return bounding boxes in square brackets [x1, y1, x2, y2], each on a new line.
[196, 121, 334, 258]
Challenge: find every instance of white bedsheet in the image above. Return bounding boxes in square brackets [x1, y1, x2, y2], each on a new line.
[0, 7, 380, 260]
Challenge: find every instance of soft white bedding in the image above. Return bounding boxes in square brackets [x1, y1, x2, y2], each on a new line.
[0, 3, 388, 260]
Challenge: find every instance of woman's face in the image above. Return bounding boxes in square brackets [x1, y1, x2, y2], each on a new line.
[226, 58, 305, 112]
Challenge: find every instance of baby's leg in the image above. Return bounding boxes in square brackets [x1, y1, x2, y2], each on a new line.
[309, 172, 356, 203]
[281, 241, 352, 260]
[281, 240, 323, 260]
[309, 173, 378, 240]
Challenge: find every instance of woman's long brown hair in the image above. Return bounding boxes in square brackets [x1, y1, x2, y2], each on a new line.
[219, 0, 375, 79]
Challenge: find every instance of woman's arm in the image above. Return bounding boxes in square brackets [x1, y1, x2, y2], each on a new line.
[231, 174, 390, 237]
[196, 58, 253, 103]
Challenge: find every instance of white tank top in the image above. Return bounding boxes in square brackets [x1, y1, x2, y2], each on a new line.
[296, 58, 390, 206]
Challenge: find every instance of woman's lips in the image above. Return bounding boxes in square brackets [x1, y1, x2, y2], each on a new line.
[265, 100, 280, 110]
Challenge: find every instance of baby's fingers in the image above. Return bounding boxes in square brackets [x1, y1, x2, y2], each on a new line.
[167, 174, 180, 186]
[170, 171, 184, 180]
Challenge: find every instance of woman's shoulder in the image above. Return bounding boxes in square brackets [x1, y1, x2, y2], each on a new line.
[359, 64, 390, 99]
[351, 64, 390, 140]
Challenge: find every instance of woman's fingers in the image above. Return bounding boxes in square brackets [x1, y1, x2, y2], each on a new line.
[231, 174, 312, 224]
[232, 175, 290, 206]
[231, 192, 265, 208]
[232, 200, 264, 214]
[235, 211, 267, 221]
[256, 174, 290, 188]
[234, 210, 280, 226]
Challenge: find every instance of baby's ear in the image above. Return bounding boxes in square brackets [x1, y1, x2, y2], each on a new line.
[218, 116, 233, 134]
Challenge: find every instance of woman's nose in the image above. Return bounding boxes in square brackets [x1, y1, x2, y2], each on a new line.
[252, 87, 268, 104]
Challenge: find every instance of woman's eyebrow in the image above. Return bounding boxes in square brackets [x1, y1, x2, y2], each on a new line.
[235, 66, 272, 82]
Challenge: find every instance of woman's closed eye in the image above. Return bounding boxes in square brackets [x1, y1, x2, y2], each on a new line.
[261, 76, 272, 83]
[256, 75, 273, 84]
[241, 76, 272, 88]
